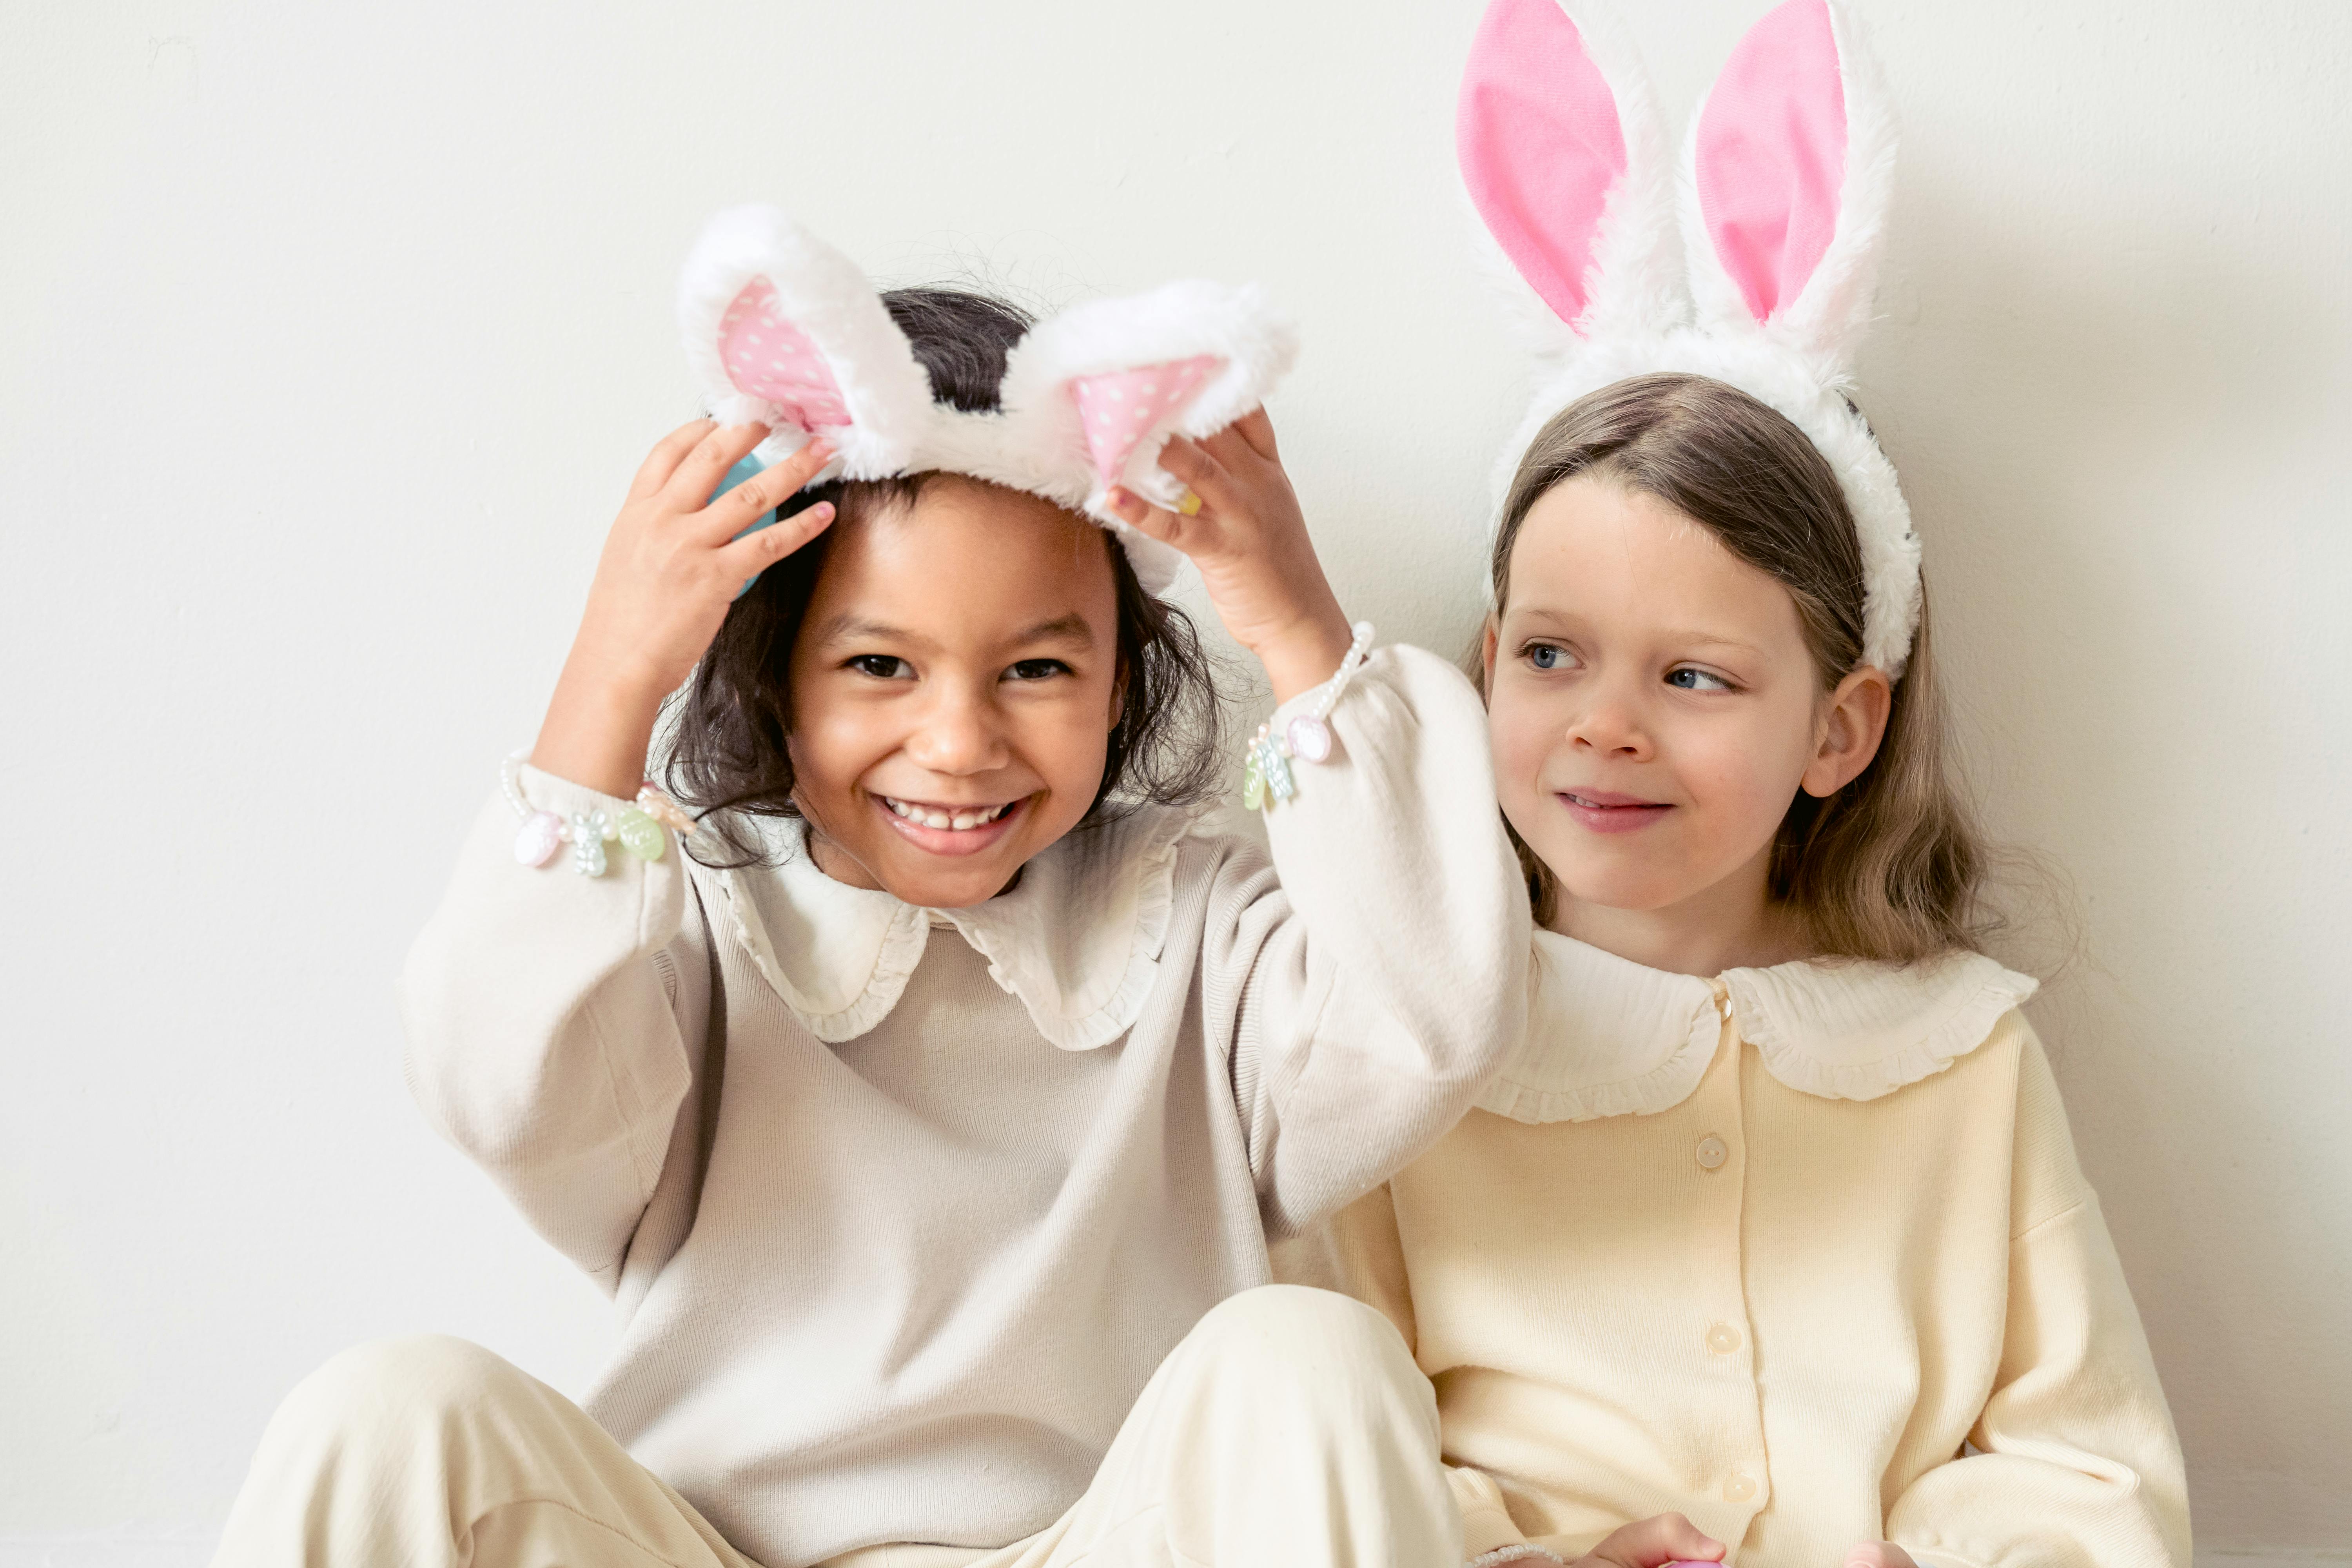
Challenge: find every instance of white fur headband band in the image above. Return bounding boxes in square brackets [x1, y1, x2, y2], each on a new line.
[677, 206, 1301, 595]
[1459, 0, 1922, 677]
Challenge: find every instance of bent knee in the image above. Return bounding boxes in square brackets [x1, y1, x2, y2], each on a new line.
[269, 1334, 525, 1446]
[1187, 1285, 1417, 1387]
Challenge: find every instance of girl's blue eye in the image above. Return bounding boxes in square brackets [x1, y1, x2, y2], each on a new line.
[848, 655, 913, 680]
[1526, 644, 1568, 671]
[1006, 659, 1071, 682]
[1666, 667, 1734, 693]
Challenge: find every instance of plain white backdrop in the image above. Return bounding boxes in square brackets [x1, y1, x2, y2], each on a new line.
[3, 2, 2347, 1563]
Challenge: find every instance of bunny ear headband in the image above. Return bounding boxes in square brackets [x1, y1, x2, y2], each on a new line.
[1461, 0, 1922, 676]
[677, 206, 1300, 596]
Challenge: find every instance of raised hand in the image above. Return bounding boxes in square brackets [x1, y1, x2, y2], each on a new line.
[1102, 408, 1352, 704]
[533, 421, 837, 796]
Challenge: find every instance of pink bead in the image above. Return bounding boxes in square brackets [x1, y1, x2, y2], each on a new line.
[513, 810, 564, 867]
[1285, 714, 1332, 763]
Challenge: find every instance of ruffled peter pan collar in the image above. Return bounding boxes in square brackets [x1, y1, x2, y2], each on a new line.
[707, 805, 1197, 1050]
[1477, 931, 2039, 1125]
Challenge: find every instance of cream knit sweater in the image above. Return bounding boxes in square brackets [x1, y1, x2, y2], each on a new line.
[1315, 932, 2190, 1568]
[399, 646, 1528, 1568]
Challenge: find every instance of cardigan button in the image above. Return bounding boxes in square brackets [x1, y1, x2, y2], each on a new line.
[1696, 1135, 1729, 1170]
[1723, 1470, 1759, 1504]
[1706, 1322, 1743, 1355]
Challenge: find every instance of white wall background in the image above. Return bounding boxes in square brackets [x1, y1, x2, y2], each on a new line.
[3, 1, 2346, 1563]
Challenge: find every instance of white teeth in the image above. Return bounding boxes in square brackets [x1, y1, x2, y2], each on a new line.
[884, 798, 1009, 831]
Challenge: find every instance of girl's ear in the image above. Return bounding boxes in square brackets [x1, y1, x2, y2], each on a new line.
[1456, 0, 1682, 353]
[1682, 0, 1897, 360]
[677, 207, 935, 475]
[1481, 616, 1503, 697]
[1802, 664, 1892, 797]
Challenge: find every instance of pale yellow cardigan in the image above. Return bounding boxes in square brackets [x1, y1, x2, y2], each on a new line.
[1314, 933, 2190, 1568]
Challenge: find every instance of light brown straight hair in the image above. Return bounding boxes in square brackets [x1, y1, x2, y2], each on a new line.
[1479, 372, 1989, 963]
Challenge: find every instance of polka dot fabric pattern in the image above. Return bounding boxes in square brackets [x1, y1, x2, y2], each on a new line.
[675, 206, 1300, 597]
[1071, 357, 1223, 482]
[719, 278, 852, 431]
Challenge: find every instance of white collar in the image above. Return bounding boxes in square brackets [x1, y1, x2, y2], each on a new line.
[1477, 931, 2038, 1125]
[709, 806, 1197, 1050]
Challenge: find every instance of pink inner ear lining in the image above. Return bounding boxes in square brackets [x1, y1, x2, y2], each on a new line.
[1456, 0, 1628, 330]
[1068, 356, 1224, 485]
[1694, 0, 1847, 324]
[718, 277, 854, 430]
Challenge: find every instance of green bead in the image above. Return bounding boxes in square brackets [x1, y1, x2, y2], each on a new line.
[616, 806, 666, 861]
[1242, 750, 1265, 811]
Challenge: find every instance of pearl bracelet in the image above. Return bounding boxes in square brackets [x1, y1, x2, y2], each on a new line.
[1242, 621, 1374, 811]
[500, 752, 698, 876]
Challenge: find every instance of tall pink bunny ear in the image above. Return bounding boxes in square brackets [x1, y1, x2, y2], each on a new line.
[676, 207, 935, 476]
[1456, 0, 1682, 352]
[1683, 0, 1897, 359]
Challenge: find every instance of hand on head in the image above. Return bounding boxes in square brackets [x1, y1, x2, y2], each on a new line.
[1103, 408, 1352, 704]
[532, 420, 835, 798]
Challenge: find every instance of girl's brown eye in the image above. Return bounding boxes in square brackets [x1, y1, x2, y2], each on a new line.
[1007, 659, 1071, 682]
[848, 655, 913, 680]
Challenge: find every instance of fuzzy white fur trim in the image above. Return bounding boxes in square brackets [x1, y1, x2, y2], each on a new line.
[1472, 1, 1920, 677]
[676, 208, 1297, 598]
[1499, 328, 1921, 675]
[1461, 2, 1688, 361]
[677, 207, 934, 477]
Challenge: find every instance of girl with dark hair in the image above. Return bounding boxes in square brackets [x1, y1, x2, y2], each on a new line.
[210, 221, 1530, 1568]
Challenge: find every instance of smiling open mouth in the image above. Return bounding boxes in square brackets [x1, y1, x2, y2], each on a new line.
[882, 797, 1016, 832]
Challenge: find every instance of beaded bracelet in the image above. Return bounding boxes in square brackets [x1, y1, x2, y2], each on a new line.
[1241, 620, 1375, 811]
[500, 752, 699, 876]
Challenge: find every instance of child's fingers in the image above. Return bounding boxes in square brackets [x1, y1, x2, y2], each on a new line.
[1102, 487, 1193, 552]
[717, 499, 837, 578]
[663, 421, 773, 511]
[1229, 405, 1281, 461]
[629, 419, 719, 499]
[1844, 1545, 1918, 1568]
[1581, 1512, 1724, 1568]
[1155, 436, 1243, 517]
[694, 438, 835, 543]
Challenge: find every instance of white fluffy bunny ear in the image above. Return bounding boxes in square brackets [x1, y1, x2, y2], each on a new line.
[1456, 0, 1682, 354]
[677, 206, 935, 477]
[994, 282, 1299, 592]
[1681, 0, 1897, 361]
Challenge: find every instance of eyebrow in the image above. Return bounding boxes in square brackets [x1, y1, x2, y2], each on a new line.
[810, 612, 1097, 651]
[1507, 606, 1766, 657]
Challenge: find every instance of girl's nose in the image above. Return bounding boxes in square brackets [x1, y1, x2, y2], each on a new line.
[903, 685, 1011, 775]
[1564, 686, 1653, 759]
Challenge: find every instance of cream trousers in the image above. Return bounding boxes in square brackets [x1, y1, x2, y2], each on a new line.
[211, 1285, 1458, 1568]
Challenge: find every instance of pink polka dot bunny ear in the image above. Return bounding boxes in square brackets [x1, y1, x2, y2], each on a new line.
[675, 207, 1300, 599]
[677, 206, 934, 477]
[991, 283, 1299, 594]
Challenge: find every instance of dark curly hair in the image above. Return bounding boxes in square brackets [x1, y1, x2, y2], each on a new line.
[662, 287, 1230, 867]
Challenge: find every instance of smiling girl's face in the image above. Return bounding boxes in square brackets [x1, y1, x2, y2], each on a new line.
[787, 475, 1124, 909]
[1484, 473, 1889, 968]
